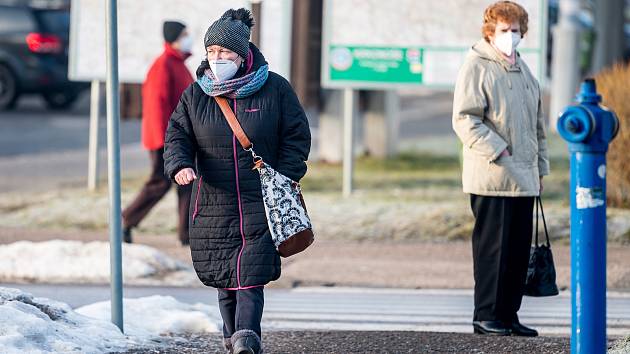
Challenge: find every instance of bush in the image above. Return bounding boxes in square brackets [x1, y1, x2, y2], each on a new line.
[595, 63, 630, 208]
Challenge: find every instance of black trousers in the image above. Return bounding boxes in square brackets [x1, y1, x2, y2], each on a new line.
[122, 148, 192, 243]
[470, 194, 534, 322]
[218, 287, 265, 339]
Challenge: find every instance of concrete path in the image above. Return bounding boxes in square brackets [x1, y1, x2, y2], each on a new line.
[7, 283, 630, 337]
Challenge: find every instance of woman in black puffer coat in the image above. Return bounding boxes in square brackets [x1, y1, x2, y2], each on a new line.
[163, 8, 311, 354]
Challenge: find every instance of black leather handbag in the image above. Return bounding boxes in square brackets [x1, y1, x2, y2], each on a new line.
[524, 197, 560, 297]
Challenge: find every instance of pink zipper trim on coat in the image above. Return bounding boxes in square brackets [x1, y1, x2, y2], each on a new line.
[191, 176, 203, 224]
[233, 99, 246, 289]
[223, 285, 264, 291]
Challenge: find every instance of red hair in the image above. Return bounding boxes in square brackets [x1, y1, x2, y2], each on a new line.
[482, 1, 529, 41]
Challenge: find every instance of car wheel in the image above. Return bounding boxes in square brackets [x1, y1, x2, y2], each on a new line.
[42, 90, 79, 110]
[0, 64, 19, 110]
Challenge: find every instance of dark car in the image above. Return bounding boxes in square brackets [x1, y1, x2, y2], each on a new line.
[0, 0, 87, 110]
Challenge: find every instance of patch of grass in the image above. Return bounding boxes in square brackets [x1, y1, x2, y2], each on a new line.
[302, 152, 571, 203]
[302, 153, 461, 193]
[0, 201, 33, 213]
[361, 152, 460, 172]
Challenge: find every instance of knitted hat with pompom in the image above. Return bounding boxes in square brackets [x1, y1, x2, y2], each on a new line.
[203, 8, 254, 59]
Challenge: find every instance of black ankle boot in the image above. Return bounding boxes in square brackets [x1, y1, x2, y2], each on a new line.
[123, 227, 132, 243]
[231, 329, 262, 354]
[223, 337, 233, 354]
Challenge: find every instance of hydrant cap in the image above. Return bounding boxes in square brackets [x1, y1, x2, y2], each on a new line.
[557, 105, 595, 143]
[577, 78, 602, 104]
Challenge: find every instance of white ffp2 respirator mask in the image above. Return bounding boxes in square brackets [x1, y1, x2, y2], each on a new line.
[209, 59, 239, 81]
[494, 31, 521, 56]
[178, 35, 193, 54]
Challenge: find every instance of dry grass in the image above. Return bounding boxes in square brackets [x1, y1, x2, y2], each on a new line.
[595, 63, 630, 208]
[2, 152, 630, 243]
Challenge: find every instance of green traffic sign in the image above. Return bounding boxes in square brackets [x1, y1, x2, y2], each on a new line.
[328, 45, 424, 85]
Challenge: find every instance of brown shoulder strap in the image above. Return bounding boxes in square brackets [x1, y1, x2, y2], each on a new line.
[214, 96, 252, 150]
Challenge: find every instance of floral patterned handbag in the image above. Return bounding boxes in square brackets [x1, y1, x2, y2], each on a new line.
[215, 97, 314, 257]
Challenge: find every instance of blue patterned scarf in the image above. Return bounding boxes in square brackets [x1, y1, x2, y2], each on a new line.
[196, 64, 268, 99]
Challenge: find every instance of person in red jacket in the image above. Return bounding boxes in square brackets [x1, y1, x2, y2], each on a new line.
[122, 21, 194, 245]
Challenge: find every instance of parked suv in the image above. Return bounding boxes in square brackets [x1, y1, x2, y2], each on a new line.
[0, 0, 87, 110]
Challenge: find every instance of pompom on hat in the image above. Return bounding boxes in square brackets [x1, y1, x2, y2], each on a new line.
[203, 8, 254, 59]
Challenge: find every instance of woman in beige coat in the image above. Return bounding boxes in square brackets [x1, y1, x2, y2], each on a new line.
[452, 1, 549, 337]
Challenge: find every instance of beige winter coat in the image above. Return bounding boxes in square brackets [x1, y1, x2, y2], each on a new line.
[452, 39, 550, 197]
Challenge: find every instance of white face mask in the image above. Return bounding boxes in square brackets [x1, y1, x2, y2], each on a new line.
[209, 59, 239, 81]
[178, 35, 193, 54]
[493, 31, 521, 56]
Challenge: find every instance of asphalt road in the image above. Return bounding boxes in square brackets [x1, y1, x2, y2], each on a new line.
[0, 94, 147, 193]
[0, 90, 456, 194]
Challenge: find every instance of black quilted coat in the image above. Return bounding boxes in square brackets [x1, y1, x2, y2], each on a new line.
[164, 44, 311, 289]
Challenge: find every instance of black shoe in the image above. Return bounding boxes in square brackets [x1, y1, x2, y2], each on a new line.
[232, 337, 255, 354]
[231, 330, 261, 354]
[223, 337, 233, 354]
[508, 320, 539, 337]
[123, 227, 132, 244]
[473, 320, 511, 336]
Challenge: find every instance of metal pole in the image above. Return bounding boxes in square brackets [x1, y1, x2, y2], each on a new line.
[88, 80, 100, 191]
[342, 88, 355, 197]
[250, 0, 262, 47]
[384, 91, 400, 157]
[592, 0, 625, 74]
[549, 0, 582, 132]
[105, 0, 123, 332]
[279, 0, 293, 80]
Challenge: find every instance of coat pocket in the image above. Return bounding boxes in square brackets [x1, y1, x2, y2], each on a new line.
[488, 157, 538, 194]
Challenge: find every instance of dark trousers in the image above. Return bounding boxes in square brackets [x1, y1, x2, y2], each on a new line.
[218, 287, 265, 339]
[470, 194, 534, 322]
[122, 148, 192, 243]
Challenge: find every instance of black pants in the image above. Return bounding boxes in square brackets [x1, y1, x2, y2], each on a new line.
[218, 287, 265, 339]
[470, 194, 534, 322]
[122, 148, 192, 243]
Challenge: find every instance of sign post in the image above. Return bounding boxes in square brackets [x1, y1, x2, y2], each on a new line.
[105, 0, 123, 332]
[342, 88, 356, 197]
[87, 80, 100, 191]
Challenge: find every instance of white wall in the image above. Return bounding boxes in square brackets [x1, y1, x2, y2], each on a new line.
[260, 0, 293, 80]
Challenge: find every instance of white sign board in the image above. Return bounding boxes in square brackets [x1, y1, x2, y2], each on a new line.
[321, 0, 547, 89]
[69, 0, 249, 83]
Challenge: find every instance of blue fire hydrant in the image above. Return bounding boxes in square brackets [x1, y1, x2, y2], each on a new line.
[557, 78, 619, 354]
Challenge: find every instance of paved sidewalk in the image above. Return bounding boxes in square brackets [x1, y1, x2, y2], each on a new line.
[123, 331, 573, 353]
[11, 284, 630, 337]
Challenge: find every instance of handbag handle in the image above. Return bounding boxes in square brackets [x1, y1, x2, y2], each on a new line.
[535, 196, 551, 247]
[214, 96, 253, 150]
[214, 96, 264, 169]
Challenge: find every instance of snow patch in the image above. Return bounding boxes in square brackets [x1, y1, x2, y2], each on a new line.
[76, 295, 221, 337]
[0, 287, 221, 354]
[0, 287, 129, 354]
[0, 240, 197, 285]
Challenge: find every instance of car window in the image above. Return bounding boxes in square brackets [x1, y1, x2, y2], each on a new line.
[0, 7, 35, 33]
[34, 10, 69, 34]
